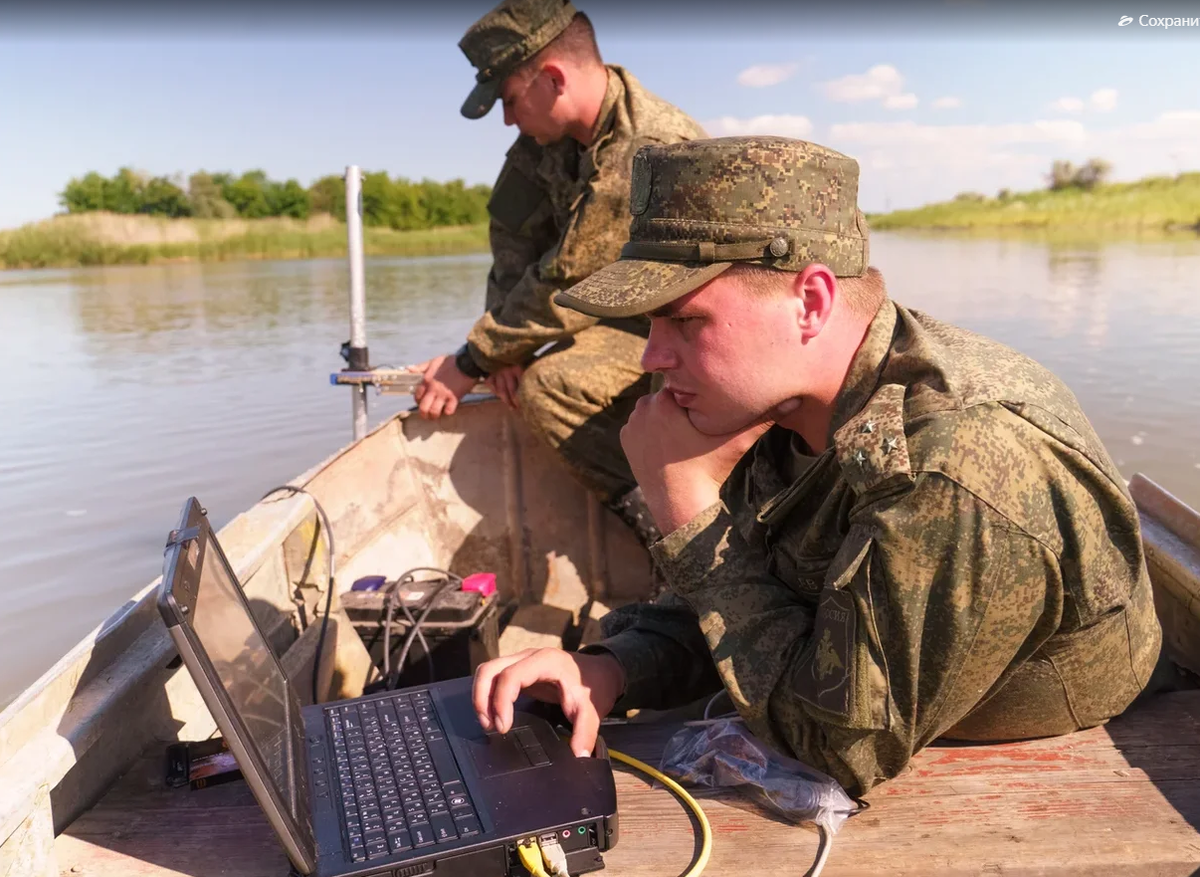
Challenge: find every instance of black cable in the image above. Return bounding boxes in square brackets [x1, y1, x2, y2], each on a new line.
[395, 589, 434, 685]
[380, 567, 462, 690]
[262, 485, 335, 706]
[391, 576, 458, 689]
[381, 578, 406, 684]
[381, 571, 422, 683]
[381, 576, 434, 686]
[386, 569, 460, 688]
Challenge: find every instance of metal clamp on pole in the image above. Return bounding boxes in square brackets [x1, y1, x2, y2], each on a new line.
[331, 370, 490, 396]
[344, 165, 369, 441]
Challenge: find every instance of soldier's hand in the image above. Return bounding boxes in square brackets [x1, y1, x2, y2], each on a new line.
[622, 389, 770, 534]
[486, 364, 524, 410]
[411, 354, 476, 419]
[472, 648, 625, 758]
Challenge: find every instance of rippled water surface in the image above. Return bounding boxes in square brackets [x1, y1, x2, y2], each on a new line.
[1, 235, 1198, 707]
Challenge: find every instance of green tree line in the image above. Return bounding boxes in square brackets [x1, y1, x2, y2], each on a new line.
[58, 168, 492, 229]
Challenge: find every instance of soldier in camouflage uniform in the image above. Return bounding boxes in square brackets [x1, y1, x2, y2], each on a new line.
[470, 136, 1163, 796]
[413, 0, 705, 541]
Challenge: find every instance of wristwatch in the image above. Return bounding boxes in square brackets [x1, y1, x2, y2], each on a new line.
[454, 344, 489, 379]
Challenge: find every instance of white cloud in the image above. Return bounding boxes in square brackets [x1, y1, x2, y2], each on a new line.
[820, 64, 917, 110]
[1090, 88, 1119, 112]
[1050, 90, 1119, 115]
[830, 119, 1088, 149]
[932, 96, 962, 110]
[1102, 110, 1200, 154]
[737, 62, 800, 88]
[1157, 110, 1200, 123]
[824, 109, 1200, 213]
[884, 93, 919, 110]
[1050, 96, 1085, 114]
[705, 114, 814, 138]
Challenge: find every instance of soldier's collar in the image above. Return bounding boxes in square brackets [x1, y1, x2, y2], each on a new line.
[826, 298, 898, 447]
[584, 65, 622, 160]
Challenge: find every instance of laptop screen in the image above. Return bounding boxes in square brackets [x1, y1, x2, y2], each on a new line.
[161, 499, 315, 872]
[191, 533, 292, 800]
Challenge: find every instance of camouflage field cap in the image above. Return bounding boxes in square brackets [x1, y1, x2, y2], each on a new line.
[458, 0, 579, 120]
[555, 136, 870, 318]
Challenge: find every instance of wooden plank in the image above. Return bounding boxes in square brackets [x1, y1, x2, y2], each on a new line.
[54, 692, 1200, 877]
[601, 692, 1200, 876]
[55, 754, 287, 877]
[0, 787, 56, 877]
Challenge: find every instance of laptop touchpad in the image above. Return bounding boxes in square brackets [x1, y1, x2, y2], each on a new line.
[469, 731, 536, 777]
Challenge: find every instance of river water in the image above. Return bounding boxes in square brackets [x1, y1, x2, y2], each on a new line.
[2, 234, 1198, 708]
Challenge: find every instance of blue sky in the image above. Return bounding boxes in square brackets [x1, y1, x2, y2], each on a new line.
[2, 1, 1199, 228]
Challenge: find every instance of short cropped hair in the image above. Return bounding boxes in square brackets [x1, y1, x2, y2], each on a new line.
[729, 264, 887, 317]
[516, 12, 602, 76]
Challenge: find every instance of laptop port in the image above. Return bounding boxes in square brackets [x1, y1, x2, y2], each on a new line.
[393, 862, 434, 877]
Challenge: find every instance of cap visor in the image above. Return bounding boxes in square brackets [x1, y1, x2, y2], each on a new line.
[554, 259, 732, 318]
[461, 80, 499, 120]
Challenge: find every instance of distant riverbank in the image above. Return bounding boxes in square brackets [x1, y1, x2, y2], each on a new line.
[0, 212, 489, 270]
[870, 172, 1200, 233]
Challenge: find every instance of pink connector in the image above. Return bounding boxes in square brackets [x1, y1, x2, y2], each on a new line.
[461, 572, 497, 598]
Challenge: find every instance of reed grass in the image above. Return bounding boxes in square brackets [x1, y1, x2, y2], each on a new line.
[0, 212, 489, 270]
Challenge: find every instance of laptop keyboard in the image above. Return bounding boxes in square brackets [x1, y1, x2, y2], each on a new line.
[327, 691, 482, 863]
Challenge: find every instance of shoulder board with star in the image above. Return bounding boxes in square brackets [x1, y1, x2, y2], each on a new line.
[833, 383, 915, 496]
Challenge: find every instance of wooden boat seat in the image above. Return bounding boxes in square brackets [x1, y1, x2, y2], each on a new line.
[54, 690, 1200, 876]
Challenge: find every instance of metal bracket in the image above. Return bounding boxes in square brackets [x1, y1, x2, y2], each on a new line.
[165, 526, 200, 549]
[330, 370, 491, 397]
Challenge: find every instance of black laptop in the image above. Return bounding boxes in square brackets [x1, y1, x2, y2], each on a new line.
[158, 497, 619, 876]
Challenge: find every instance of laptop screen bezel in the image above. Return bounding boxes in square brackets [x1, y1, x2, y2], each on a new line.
[159, 497, 317, 873]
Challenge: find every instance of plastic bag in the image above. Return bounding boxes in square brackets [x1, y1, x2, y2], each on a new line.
[659, 718, 858, 835]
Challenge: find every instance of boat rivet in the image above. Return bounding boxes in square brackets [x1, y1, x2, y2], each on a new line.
[181, 605, 189, 615]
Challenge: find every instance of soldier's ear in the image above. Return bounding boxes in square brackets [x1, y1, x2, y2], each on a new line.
[541, 62, 566, 94]
[795, 264, 836, 341]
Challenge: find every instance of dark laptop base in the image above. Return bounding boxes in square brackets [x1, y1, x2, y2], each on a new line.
[305, 677, 618, 877]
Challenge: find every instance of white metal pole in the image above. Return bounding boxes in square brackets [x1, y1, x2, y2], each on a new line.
[345, 165, 368, 441]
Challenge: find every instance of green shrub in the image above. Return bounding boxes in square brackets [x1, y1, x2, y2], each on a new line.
[57, 168, 492, 230]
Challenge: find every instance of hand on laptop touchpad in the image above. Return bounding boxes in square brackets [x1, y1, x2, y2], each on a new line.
[468, 725, 551, 777]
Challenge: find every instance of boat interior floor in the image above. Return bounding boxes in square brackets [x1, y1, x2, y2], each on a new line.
[55, 690, 1200, 877]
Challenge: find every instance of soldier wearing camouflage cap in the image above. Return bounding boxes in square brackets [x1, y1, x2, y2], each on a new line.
[470, 135, 1162, 795]
[414, 0, 705, 546]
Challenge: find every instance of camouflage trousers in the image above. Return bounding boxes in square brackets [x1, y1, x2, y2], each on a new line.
[516, 319, 651, 504]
